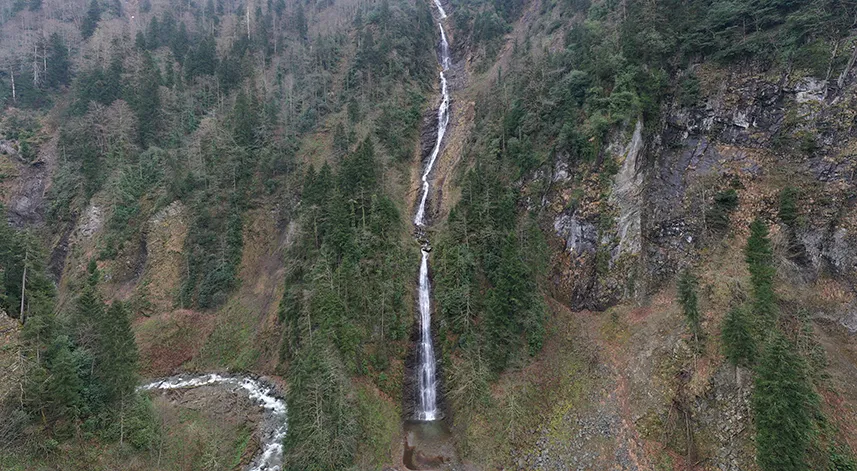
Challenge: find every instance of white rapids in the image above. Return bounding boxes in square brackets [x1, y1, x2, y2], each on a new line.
[139, 374, 288, 471]
[413, 1, 451, 423]
[413, 21, 451, 228]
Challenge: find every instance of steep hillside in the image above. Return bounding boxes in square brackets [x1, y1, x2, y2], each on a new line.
[1, 0, 857, 469]
[423, 0, 857, 469]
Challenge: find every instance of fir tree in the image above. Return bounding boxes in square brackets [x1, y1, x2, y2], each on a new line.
[96, 301, 139, 405]
[73, 261, 105, 350]
[753, 333, 818, 471]
[46, 336, 83, 421]
[81, 0, 102, 39]
[721, 307, 756, 367]
[677, 268, 702, 342]
[233, 88, 260, 149]
[745, 218, 776, 325]
[171, 22, 190, 64]
[45, 33, 71, 89]
[485, 233, 540, 372]
[332, 122, 349, 159]
[134, 52, 161, 147]
[283, 339, 357, 470]
[146, 16, 160, 49]
[778, 187, 799, 227]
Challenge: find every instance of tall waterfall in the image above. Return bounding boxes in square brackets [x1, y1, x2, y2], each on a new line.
[413, 21, 451, 228]
[413, 2, 451, 422]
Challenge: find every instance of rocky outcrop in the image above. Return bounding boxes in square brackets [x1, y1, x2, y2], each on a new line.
[610, 120, 644, 257]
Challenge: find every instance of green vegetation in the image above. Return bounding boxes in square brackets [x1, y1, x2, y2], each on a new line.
[0, 211, 147, 456]
[281, 137, 414, 469]
[706, 188, 739, 235]
[745, 218, 777, 325]
[677, 268, 702, 343]
[721, 307, 756, 368]
[753, 333, 819, 471]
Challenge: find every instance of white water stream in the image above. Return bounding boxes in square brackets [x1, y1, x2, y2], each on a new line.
[139, 374, 287, 471]
[413, 1, 450, 423]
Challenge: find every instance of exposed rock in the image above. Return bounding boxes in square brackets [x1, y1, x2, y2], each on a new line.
[0, 139, 17, 156]
[610, 120, 644, 256]
[553, 213, 598, 254]
[794, 77, 827, 103]
[79, 204, 103, 239]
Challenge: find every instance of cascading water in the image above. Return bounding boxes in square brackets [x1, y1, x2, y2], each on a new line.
[416, 249, 439, 421]
[138, 374, 287, 471]
[413, 21, 451, 228]
[413, 0, 451, 423]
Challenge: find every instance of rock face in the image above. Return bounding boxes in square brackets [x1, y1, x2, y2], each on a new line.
[610, 120, 644, 257]
[547, 120, 645, 309]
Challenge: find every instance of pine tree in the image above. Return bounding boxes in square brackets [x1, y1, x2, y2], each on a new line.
[753, 333, 818, 471]
[294, 2, 308, 41]
[73, 262, 106, 350]
[721, 307, 755, 367]
[745, 218, 776, 325]
[45, 33, 71, 89]
[185, 35, 217, 80]
[81, 0, 102, 39]
[233, 87, 260, 148]
[332, 122, 349, 159]
[46, 336, 83, 421]
[146, 16, 160, 49]
[171, 23, 190, 63]
[283, 339, 357, 470]
[96, 301, 139, 405]
[677, 268, 702, 342]
[485, 233, 539, 372]
[134, 52, 161, 147]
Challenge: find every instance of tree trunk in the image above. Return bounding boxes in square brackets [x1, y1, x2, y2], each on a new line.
[20, 250, 27, 324]
[839, 42, 857, 89]
[10, 69, 16, 103]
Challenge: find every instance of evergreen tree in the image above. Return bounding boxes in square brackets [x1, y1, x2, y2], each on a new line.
[294, 2, 308, 41]
[677, 268, 702, 342]
[146, 16, 160, 49]
[283, 339, 357, 470]
[96, 301, 139, 404]
[185, 35, 218, 80]
[332, 122, 349, 159]
[233, 88, 260, 148]
[753, 333, 818, 471]
[745, 218, 776, 324]
[73, 261, 106, 350]
[170, 22, 190, 63]
[778, 187, 799, 227]
[721, 307, 756, 367]
[45, 336, 83, 421]
[46, 33, 71, 89]
[340, 138, 378, 216]
[81, 0, 102, 39]
[485, 233, 540, 372]
[133, 52, 161, 147]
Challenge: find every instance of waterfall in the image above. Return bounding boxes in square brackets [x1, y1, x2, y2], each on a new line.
[416, 249, 438, 421]
[139, 374, 287, 471]
[413, 1, 450, 423]
[413, 22, 451, 228]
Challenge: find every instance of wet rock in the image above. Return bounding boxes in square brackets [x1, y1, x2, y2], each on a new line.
[610, 120, 644, 256]
[554, 213, 598, 254]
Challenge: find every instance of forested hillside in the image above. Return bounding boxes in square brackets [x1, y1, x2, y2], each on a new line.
[1, 0, 857, 469]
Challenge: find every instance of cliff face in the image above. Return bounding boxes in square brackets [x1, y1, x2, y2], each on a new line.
[527, 53, 857, 471]
[435, 0, 857, 466]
